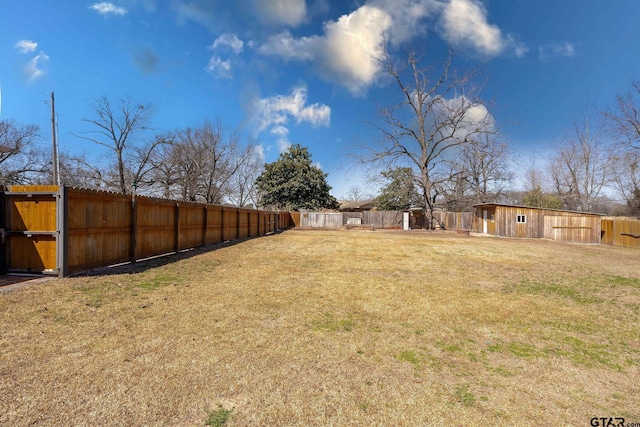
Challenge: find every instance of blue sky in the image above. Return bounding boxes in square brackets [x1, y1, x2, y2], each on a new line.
[1, 0, 639, 199]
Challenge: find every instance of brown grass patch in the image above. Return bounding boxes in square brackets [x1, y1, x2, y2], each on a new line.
[1, 230, 639, 426]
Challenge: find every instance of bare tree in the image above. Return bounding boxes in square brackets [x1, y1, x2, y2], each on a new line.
[444, 134, 512, 210]
[0, 119, 48, 185]
[605, 80, 640, 215]
[226, 141, 264, 208]
[345, 185, 370, 203]
[163, 121, 243, 204]
[606, 80, 640, 150]
[58, 154, 104, 189]
[364, 51, 496, 228]
[611, 150, 640, 215]
[147, 133, 179, 198]
[549, 114, 613, 212]
[73, 96, 155, 194]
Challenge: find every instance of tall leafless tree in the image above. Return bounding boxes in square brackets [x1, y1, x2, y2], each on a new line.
[605, 80, 640, 215]
[226, 141, 264, 208]
[606, 80, 640, 150]
[549, 113, 613, 212]
[345, 185, 370, 203]
[444, 133, 513, 210]
[364, 51, 497, 228]
[73, 96, 157, 194]
[161, 121, 243, 204]
[0, 119, 48, 185]
[611, 150, 640, 215]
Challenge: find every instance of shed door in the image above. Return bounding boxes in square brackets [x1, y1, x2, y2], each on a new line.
[482, 210, 488, 234]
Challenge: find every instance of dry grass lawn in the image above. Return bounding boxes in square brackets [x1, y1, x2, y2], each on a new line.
[1, 229, 639, 426]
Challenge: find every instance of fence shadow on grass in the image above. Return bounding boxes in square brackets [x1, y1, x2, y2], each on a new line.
[71, 231, 287, 278]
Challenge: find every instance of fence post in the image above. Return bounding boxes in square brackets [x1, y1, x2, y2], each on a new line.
[247, 210, 251, 238]
[56, 186, 68, 277]
[174, 203, 180, 253]
[130, 190, 137, 265]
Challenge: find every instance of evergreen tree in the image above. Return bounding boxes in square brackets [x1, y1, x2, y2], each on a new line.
[373, 167, 423, 210]
[255, 144, 339, 211]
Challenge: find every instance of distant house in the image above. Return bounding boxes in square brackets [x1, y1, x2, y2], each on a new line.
[473, 203, 603, 244]
[339, 200, 375, 212]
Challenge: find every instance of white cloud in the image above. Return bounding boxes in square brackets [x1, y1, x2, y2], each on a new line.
[253, 0, 307, 27]
[25, 51, 49, 82]
[434, 95, 495, 139]
[316, 5, 391, 94]
[368, 0, 436, 45]
[510, 36, 530, 58]
[258, 5, 391, 95]
[257, 0, 522, 94]
[271, 125, 290, 137]
[205, 56, 232, 78]
[210, 33, 244, 54]
[438, 0, 505, 57]
[277, 139, 292, 153]
[538, 42, 576, 61]
[90, 2, 128, 16]
[172, 0, 216, 29]
[253, 85, 331, 134]
[258, 31, 317, 60]
[252, 144, 266, 164]
[14, 40, 38, 54]
[251, 85, 330, 152]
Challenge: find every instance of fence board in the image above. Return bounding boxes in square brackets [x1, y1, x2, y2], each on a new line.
[543, 215, 601, 244]
[66, 188, 131, 273]
[602, 216, 640, 248]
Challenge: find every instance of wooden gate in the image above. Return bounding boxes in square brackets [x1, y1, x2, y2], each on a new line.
[2, 186, 60, 275]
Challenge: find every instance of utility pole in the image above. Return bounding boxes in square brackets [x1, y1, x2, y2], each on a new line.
[50, 92, 60, 186]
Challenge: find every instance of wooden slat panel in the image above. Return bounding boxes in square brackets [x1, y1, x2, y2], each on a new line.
[66, 188, 131, 274]
[8, 196, 57, 232]
[611, 217, 640, 248]
[238, 209, 249, 238]
[290, 212, 301, 227]
[5, 188, 58, 273]
[8, 235, 56, 272]
[544, 215, 601, 243]
[136, 198, 175, 258]
[205, 206, 223, 244]
[222, 208, 237, 241]
[179, 204, 205, 249]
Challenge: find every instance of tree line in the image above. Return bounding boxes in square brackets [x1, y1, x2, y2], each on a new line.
[0, 96, 264, 208]
[1, 52, 639, 219]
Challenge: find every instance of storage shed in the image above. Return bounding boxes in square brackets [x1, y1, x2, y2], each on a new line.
[473, 203, 603, 244]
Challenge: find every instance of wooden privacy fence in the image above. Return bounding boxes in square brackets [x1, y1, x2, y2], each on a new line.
[294, 210, 474, 230]
[601, 217, 640, 248]
[1, 186, 291, 277]
[296, 211, 404, 229]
